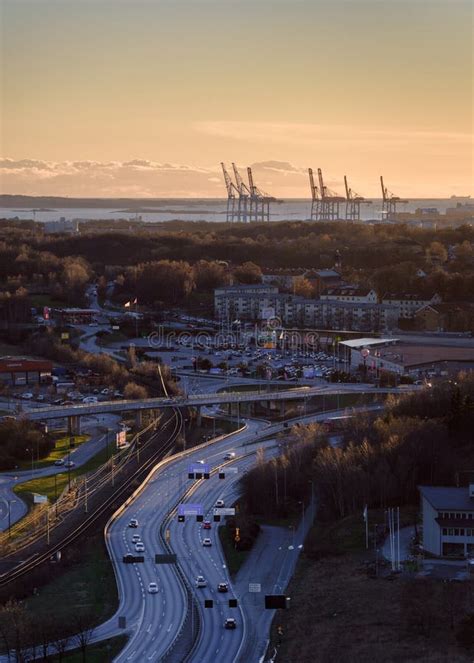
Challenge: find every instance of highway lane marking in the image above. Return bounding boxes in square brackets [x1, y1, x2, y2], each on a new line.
[127, 651, 136, 660]
[147, 623, 152, 633]
[148, 651, 157, 660]
[167, 622, 173, 632]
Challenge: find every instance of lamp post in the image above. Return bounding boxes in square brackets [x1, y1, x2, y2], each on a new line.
[7, 499, 16, 538]
[361, 348, 370, 381]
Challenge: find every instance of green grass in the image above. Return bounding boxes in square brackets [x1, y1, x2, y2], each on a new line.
[14, 444, 112, 504]
[16, 434, 90, 471]
[23, 530, 119, 640]
[305, 506, 419, 558]
[61, 635, 128, 662]
[29, 294, 67, 309]
[218, 525, 250, 577]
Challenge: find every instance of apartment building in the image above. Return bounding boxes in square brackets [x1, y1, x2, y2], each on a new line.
[320, 287, 378, 304]
[381, 292, 441, 318]
[214, 285, 398, 332]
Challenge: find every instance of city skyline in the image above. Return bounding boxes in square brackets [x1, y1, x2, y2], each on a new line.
[1, 0, 472, 198]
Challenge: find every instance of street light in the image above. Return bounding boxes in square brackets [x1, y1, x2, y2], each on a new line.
[361, 348, 370, 381]
[7, 499, 16, 538]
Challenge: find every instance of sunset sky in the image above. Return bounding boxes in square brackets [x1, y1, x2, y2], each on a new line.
[1, 0, 472, 198]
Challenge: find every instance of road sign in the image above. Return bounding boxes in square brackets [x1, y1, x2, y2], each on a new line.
[188, 463, 210, 475]
[155, 554, 177, 564]
[249, 583, 261, 593]
[213, 507, 235, 517]
[265, 594, 287, 609]
[178, 503, 203, 517]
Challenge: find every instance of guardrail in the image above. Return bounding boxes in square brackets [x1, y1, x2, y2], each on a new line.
[21, 384, 407, 421]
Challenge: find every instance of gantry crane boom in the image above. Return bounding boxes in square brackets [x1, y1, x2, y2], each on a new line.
[221, 162, 238, 197]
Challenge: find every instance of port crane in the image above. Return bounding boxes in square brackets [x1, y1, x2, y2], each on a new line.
[231, 163, 250, 222]
[247, 166, 276, 222]
[344, 175, 371, 221]
[308, 168, 322, 221]
[380, 176, 408, 220]
[318, 168, 345, 220]
[221, 162, 240, 222]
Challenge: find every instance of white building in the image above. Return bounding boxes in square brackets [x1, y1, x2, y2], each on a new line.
[381, 292, 441, 319]
[419, 485, 474, 557]
[320, 287, 378, 304]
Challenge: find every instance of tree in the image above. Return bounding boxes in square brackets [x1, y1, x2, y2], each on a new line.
[427, 241, 447, 265]
[123, 382, 148, 400]
[293, 277, 314, 298]
[233, 262, 262, 284]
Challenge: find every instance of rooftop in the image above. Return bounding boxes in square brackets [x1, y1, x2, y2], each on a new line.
[340, 338, 398, 349]
[419, 486, 474, 511]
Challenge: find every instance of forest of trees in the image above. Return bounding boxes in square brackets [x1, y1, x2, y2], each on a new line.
[240, 374, 474, 522]
[0, 220, 473, 308]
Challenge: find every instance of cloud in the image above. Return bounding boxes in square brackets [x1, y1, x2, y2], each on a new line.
[195, 121, 472, 154]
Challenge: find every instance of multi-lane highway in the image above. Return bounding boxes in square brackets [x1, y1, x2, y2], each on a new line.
[85, 403, 380, 662]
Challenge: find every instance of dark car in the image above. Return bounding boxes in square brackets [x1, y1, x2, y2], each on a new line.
[218, 582, 229, 593]
[224, 618, 236, 629]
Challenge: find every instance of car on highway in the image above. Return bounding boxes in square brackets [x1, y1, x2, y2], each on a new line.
[21, 392, 34, 400]
[54, 459, 65, 466]
[224, 618, 237, 629]
[195, 575, 207, 588]
[202, 538, 212, 547]
[132, 534, 141, 543]
[218, 582, 229, 593]
[202, 520, 211, 530]
[35, 394, 45, 402]
[82, 396, 98, 404]
[224, 452, 235, 460]
[215, 499, 225, 508]
[148, 582, 158, 594]
[135, 542, 145, 552]
[129, 519, 139, 528]
[196, 459, 205, 465]
[64, 460, 75, 468]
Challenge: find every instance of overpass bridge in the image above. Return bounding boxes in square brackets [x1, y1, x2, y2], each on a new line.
[21, 384, 412, 432]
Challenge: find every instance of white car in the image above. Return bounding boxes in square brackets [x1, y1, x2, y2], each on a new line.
[148, 582, 158, 594]
[202, 538, 212, 547]
[215, 499, 225, 508]
[195, 575, 207, 588]
[135, 542, 145, 552]
[21, 393, 33, 400]
[82, 396, 98, 404]
[132, 534, 141, 543]
[128, 519, 139, 528]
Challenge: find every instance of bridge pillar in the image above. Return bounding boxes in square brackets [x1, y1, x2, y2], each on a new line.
[196, 406, 202, 428]
[280, 400, 285, 417]
[68, 415, 81, 436]
[135, 409, 143, 428]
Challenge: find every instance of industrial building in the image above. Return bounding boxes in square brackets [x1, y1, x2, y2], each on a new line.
[0, 357, 53, 385]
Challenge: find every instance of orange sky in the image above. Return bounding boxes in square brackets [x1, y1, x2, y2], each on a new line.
[1, 0, 472, 198]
